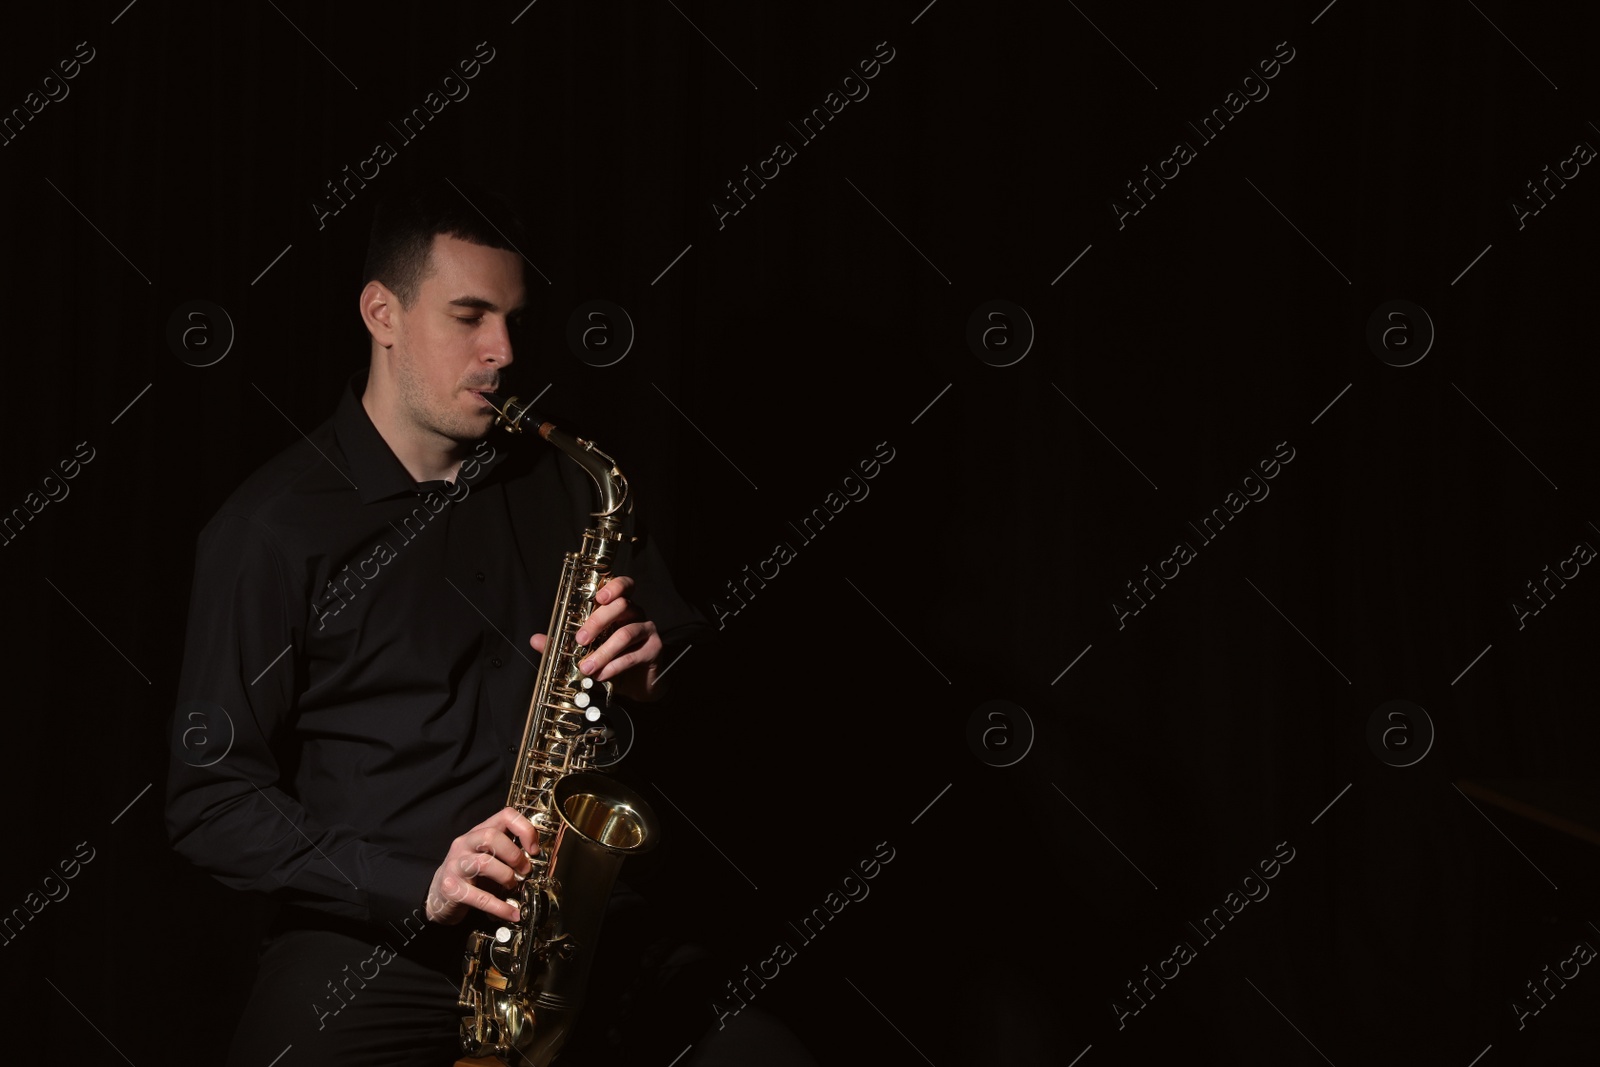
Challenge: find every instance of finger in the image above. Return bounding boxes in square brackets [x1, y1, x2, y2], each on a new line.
[454, 818, 535, 879]
[458, 838, 527, 887]
[455, 849, 527, 891]
[439, 871, 521, 923]
[589, 629, 663, 683]
[476, 809, 540, 844]
[575, 599, 638, 647]
[577, 620, 649, 675]
[598, 645, 662, 684]
[594, 575, 634, 605]
[529, 632, 548, 655]
[491, 806, 538, 849]
[476, 810, 539, 864]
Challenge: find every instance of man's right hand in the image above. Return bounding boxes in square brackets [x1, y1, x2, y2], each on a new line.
[425, 807, 538, 925]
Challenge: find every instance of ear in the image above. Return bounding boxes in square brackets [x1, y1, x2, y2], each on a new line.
[360, 280, 400, 348]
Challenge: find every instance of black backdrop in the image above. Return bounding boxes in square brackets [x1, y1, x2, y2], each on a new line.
[3, 2, 1597, 1064]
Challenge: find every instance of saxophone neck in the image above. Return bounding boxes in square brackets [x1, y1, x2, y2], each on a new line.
[538, 422, 629, 521]
[482, 393, 629, 520]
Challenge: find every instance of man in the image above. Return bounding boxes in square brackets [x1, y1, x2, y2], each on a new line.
[166, 184, 745, 1066]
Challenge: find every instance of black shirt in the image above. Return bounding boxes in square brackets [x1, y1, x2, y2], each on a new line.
[166, 374, 705, 930]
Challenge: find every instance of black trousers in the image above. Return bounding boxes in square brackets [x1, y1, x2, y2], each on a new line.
[224, 887, 817, 1067]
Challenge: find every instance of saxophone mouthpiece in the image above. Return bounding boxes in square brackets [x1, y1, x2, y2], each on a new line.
[482, 391, 535, 434]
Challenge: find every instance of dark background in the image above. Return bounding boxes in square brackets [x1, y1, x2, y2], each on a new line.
[2, 1, 1597, 1064]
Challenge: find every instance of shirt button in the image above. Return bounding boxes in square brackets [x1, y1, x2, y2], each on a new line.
[476, 572, 486, 582]
[491, 656, 503, 668]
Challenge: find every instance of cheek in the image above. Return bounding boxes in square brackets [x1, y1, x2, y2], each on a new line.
[394, 345, 438, 400]
[409, 334, 454, 384]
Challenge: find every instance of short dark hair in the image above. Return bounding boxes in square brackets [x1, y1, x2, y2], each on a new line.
[362, 181, 528, 308]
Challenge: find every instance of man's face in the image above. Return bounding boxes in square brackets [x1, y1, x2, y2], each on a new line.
[388, 233, 526, 444]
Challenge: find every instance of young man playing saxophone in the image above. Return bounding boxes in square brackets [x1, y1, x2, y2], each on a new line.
[167, 183, 811, 1066]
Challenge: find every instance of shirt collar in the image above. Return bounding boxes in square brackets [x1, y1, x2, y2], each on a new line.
[333, 372, 511, 504]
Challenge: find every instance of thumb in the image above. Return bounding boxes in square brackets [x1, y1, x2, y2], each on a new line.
[529, 633, 548, 654]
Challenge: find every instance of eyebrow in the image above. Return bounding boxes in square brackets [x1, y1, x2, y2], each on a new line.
[447, 296, 527, 316]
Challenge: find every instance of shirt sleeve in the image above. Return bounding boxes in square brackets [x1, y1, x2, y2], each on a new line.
[165, 511, 436, 929]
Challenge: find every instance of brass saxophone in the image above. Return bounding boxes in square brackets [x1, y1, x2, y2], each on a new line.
[458, 393, 661, 1066]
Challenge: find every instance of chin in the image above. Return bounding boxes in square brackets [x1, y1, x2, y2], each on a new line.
[431, 413, 494, 444]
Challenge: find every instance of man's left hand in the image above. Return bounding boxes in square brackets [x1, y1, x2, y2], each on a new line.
[529, 575, 668, 702]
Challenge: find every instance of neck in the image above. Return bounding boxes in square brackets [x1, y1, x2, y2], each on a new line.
[361, 376, 469, 484]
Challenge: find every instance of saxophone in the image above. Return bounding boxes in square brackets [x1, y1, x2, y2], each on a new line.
[458, 393, 661, 1066]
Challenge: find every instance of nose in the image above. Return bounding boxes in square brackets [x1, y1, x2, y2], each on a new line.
[481, 316, 514, 370]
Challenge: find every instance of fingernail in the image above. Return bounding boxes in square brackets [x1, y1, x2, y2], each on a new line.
[575, 630, 588, 645]
[580, 658, 596, 674]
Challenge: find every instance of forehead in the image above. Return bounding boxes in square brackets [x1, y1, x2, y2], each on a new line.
[420, 234, 525, 302]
